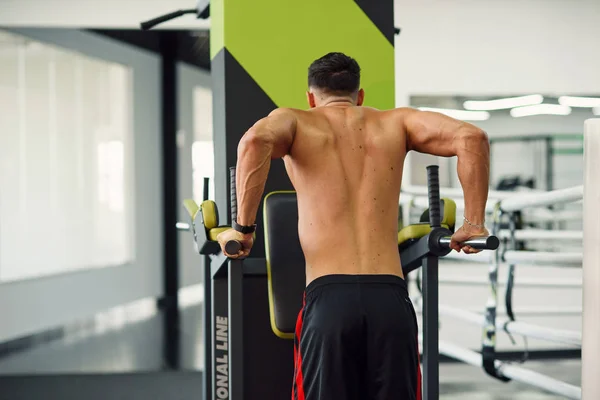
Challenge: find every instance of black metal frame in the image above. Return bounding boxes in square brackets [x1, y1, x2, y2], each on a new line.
[159, 31, 181, 370]
[398, 165, 499, 400]
[399, 166, 452, 400]
[186, 165, 497, 400]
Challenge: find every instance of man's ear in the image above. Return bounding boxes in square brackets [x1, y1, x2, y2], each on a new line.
[356, 88, 365, 106]
[306, 91, 316, 108]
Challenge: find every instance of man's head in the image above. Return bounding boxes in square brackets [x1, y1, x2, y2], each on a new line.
[307, 52, 364, 108]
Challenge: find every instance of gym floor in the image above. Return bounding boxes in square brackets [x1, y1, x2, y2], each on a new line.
[0, 300, 581, 399]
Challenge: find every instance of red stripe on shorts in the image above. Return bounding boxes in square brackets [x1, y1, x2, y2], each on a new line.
[417, 336, 422, 400]
[292, 294, 307, 400]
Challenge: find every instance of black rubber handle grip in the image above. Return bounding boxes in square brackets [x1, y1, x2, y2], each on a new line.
[426, 165, 441, 228]
[225, 240, 242, 255]
[203, 177, 209, 201]
[140, 9, 196, 30]
[229, 166, 237, 224]
[225, 166, 239, 255]
[438, 236, 500, 250]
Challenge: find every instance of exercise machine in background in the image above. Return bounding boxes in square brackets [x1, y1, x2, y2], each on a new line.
[179, 165, 498, 400]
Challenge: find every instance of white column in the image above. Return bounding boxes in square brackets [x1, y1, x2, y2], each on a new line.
[582, 118, 600, 400]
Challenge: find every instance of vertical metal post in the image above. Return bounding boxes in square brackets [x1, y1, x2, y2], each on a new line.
[582, 119, 600, 399]
[421, 255, 439, 400]
[227, 165, 243, 399]
[212, 266, 229, 400]
[204, 177, 210, 202]
[545, 137, 553, 191]
[160, 30, 180, 370]
[202, 177, 212, 400]
[544, 137, 557, 230]
[202, 254, 212, 400]
[228, 259, 244, 399]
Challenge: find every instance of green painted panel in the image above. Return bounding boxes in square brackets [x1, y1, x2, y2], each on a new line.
[222, 0, 394, 110]
[210, 0, 224, 60]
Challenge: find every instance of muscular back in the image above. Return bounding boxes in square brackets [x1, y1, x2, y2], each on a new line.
[283, 107, 408, 284]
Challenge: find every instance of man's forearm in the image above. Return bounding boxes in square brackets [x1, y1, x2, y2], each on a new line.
[235, 133, 272, 226]
[456, 129, 490, 225]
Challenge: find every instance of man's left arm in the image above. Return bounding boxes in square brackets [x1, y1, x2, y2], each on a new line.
[217, 108, 297, 257]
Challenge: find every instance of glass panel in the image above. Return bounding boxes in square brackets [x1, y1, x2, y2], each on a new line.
[0, 30, 134, 282]
[192, 85, 214, 202]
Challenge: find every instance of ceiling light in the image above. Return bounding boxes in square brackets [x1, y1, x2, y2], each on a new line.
[463, 95, 544, 111]
[558, 96, 600, 108]
[510, 104, 572, 118]
[418, 107, 490, 121]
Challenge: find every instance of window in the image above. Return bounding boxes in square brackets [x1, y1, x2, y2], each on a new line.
[0, 30, 134, 281]
[192, 86, 214, 203]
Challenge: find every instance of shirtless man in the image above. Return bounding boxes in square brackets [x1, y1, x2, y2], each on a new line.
[217, 52, 490, 400]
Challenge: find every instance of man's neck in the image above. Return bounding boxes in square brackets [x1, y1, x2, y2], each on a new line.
[321, 98, 355, 107]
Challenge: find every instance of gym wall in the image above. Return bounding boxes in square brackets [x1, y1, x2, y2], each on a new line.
[0, 28, 163, 343]
[0, 0, 210, 30]
[396, 0, 600, 186]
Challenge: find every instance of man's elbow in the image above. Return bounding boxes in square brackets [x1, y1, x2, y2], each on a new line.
[456, 128, 490, 155]
[238, 128, 272, 156]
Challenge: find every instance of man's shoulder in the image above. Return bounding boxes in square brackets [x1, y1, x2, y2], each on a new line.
[269, 107, 306, 117]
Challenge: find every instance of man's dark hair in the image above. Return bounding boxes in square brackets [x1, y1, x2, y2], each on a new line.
[308, 52, 361, 94]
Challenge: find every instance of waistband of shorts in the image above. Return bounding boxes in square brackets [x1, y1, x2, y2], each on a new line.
[305, 274, 407, 295]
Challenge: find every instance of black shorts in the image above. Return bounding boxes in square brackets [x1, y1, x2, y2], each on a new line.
[292, 274, 421, 400]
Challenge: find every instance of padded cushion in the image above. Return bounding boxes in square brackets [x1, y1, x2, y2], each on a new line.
[208, 226, 230, 241]
[183, 199, 200, 219]
[263, 191, 305, 339]
[398, 223, 433, 245]
[442, 198, 457, 228]
[419, 198, 457, 231]
[397, 223, 449, 245]
[201, 200, 219, 229]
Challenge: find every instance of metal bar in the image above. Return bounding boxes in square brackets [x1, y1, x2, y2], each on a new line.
[436, 340, 581, 399]
[228, 259, 244, 400]
[438, 236, 499, 250]
[482, 211, 502, 379]
[160, 31, 180, 370]
[500, 185, 583, 212]
[582, 118, 600, 400]
[524, 208, 582, 223]
[443, 251, 583, 268]
[415, 305, 582, 316]
[202, 175, 212, 400]
[545, 137, 553, 191]
[503, 251, 582, 266]
[442, 251, 493, 263]
[498, 229, 583, 241]
[436, 276, 581, 288]
[421, 255, 439, 400]
[439, 305, 582, 346]
[401, 185, 542, 200]
[505, 214, 518, 322]
[203, 177, 210, 201]
[488, 133, 583, 143]
[402, 196, 498, 214]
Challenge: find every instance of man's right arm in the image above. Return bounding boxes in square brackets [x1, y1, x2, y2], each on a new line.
[400, 108, 490, 251]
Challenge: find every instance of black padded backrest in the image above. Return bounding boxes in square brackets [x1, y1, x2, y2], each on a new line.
[263, 191, 306, 339]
